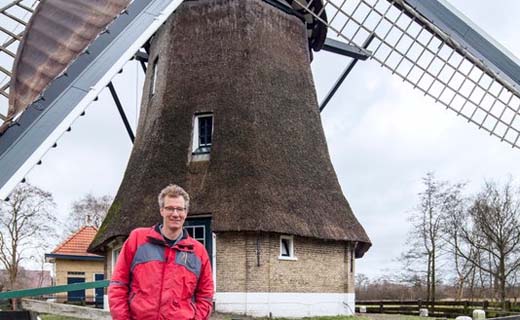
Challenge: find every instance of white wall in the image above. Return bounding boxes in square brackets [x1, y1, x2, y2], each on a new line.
[215, 292, 356, 318]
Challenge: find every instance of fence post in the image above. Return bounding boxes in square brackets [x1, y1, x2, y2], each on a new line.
[379, 301, 384, 313]
[464, 300, 469, 315]
[418, 299, 422, 309]
[483, 300, 488, 311]
[506, 300, 511, 311]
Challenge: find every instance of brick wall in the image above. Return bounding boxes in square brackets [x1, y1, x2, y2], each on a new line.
[55, 259, 104, 302]
[216, 232, 355, 293]
[103, 232, 356, 294]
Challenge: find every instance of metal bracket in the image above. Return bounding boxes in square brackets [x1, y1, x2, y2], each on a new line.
[108, 82, 135, 143]
[320, 34, 375, 112]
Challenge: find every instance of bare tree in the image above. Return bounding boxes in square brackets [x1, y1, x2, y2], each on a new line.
[402, 172, 465, 308]
[455, 179, 520, 309]
[441, 187, 478, 300]
[0, 184, 57, 309]
[66, 193, 113, 231]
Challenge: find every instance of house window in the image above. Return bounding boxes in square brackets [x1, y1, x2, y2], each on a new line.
[185, 225, 206, 246]
[111, 246, 122, 273]
[67, 271, 85, 276]
[278, 235, 297, 260]
[192, 113, 213, 155]
[150, 58, 158, 96]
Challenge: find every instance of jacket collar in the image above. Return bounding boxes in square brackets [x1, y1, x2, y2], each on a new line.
[146, 225, 194, 251]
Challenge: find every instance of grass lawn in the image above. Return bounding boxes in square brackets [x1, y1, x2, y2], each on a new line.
[38, 314, 435, 320]
[217, 316, 423, 320]
[39, 315, 83, 320]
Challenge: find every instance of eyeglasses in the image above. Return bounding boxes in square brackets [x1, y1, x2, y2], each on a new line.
[163, 206, 186, 213]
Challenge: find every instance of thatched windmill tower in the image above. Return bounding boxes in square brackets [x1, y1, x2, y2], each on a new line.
[2, 0, 520, 317]
[84, 0, 371, 316]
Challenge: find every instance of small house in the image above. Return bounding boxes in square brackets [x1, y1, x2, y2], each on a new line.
[45, 226, 104, 304]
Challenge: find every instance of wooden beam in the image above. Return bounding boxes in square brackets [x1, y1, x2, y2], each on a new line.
[22, 299, 111, 320]
[0, 280, 109, 299]
[0, 1, 18, 13]
[15, 1, 35, 13]
[0, 45, 16, 58]
[1, 31, 23, 49]
[0, 25, 22, 40]
[0, 65, 11, 77]
[1, 10, 27, 26]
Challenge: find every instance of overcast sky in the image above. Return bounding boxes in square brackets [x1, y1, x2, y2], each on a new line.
[5, 0, 520, 277]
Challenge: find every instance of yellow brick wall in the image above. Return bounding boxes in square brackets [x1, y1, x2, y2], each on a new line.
[55, 259, 104, 302]
[101, 232, 356, 295]
[216, 232, 356, 293]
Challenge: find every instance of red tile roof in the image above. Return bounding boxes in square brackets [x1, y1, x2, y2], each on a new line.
[51, 226, 102, 257]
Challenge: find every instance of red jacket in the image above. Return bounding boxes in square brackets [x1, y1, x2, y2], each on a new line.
[109, 226, 214, 320]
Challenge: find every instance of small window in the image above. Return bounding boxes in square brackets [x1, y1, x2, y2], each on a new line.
[67, 271, 85, 276]
[279, 235, 297, 260]
[112, 246, 122, 272]
[192, 113, 213, 155]
[185, 225, 206, 246]
[150, 58, 158, 96]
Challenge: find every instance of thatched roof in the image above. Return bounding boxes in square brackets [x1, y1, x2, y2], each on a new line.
[89, 0, 371, 258]
[0, 0, 131, 132]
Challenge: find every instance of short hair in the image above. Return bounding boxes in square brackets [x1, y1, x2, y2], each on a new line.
[158, 184, 190, 211]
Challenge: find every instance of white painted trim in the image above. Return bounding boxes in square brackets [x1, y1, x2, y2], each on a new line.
[277, 256, 298, 261]
[111, 245, 123, 276]
[104, 294, 109, 311]
[191, 153, 210, 162]
[215, 292, 355, 318]
[191, 113, 213, 153]
[212, 232, 217, 293]
[279, 235, 296, 259]
[151, 58, 159, 96]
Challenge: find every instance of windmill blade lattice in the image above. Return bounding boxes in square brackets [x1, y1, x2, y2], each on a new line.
[0, 0, 38, 124]
[296, 0, 520, 149]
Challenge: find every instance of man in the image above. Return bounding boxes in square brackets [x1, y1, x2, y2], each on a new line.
[109, 184, 214, 320]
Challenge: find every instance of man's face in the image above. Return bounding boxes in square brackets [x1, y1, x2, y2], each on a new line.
[160, 196, 187, 234]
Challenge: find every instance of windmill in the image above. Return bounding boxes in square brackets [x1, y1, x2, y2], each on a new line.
[0, 0, 519, 317]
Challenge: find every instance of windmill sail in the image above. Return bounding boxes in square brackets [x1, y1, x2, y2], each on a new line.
[0, 0, 37, 123]
[295, 0, 520, 148]
[0, 0, 184, 201]
[1, 0, 520, 200]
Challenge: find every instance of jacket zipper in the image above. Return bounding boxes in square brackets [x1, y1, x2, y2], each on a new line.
[156, 246, 169, 320]
[128, 292, 136, 305]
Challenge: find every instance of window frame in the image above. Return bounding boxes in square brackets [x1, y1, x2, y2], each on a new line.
[150, 57, 158, 96]
[184, 225, 206, 246]
[278, 235, 297, 261]
[192, 113, 214, 155]
[111, 245, 122, 274]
